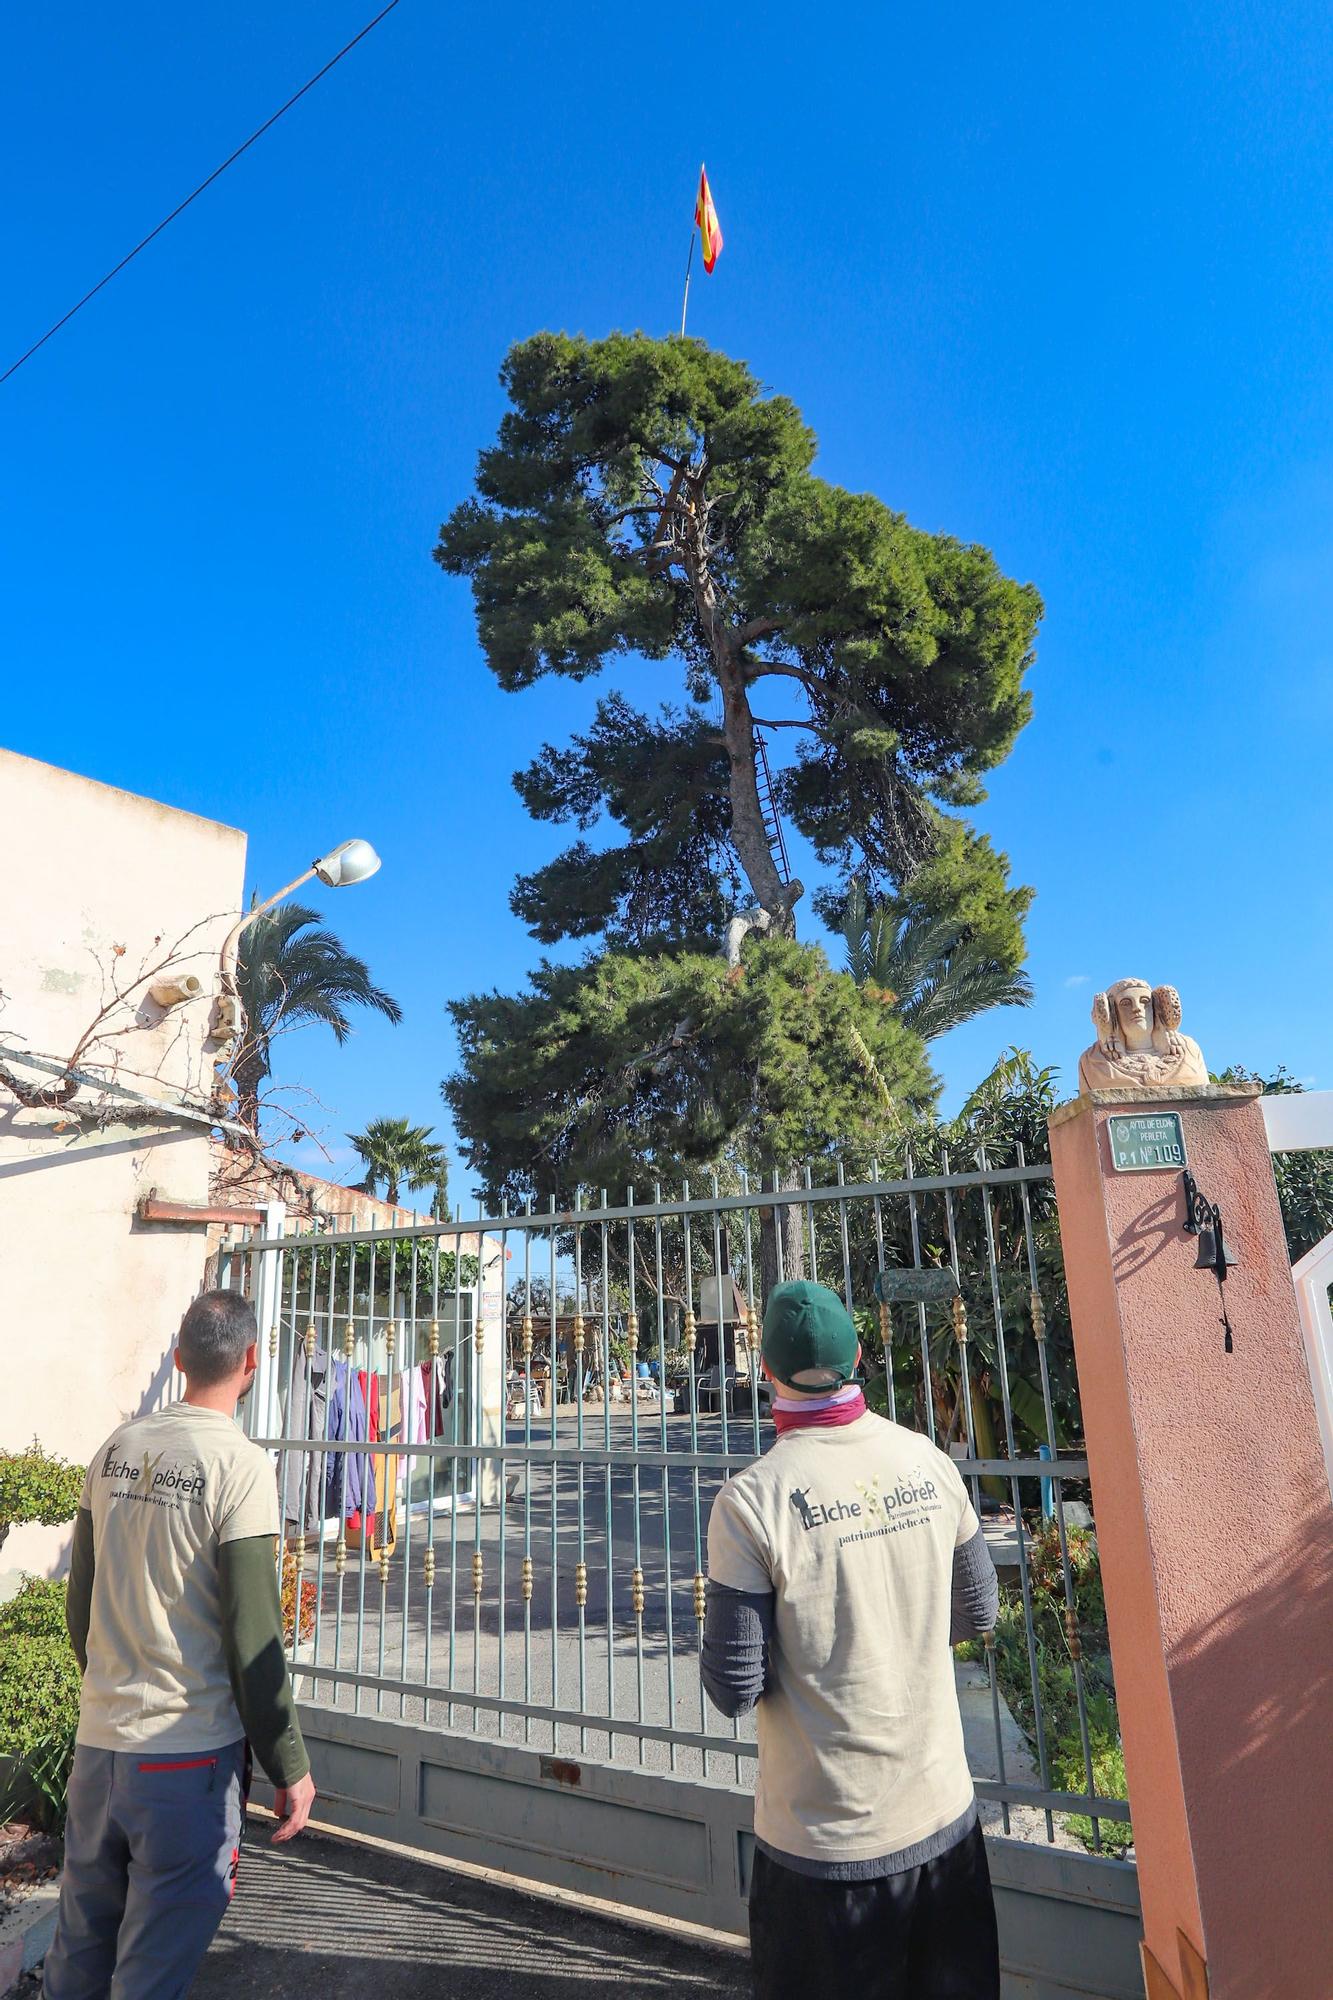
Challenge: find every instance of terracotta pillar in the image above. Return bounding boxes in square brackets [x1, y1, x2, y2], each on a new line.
[1049, 1086, 1333, 2000]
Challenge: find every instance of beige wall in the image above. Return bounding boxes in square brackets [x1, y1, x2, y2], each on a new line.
[0, 750, 246, 1586]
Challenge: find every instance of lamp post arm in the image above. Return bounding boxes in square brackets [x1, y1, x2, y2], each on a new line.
[218, 864, 319, 998]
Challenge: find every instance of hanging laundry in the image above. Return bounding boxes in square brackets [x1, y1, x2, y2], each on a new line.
[280, 1344, 329, 1535]
[325, 1360, 376, 1522]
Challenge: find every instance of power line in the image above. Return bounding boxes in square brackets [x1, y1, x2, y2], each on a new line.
[1, 0, 405, 387]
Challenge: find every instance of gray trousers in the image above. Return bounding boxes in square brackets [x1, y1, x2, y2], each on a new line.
[44, 1740, 248, 2000]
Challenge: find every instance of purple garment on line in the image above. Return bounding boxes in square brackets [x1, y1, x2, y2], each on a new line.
[326, 1360, 376, 1520]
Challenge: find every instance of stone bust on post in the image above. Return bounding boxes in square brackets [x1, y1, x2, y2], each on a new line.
[1077, 978, 1210, 1094]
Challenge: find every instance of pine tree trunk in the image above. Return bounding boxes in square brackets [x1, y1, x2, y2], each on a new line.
[758, 1167, 807, 1306]
[678, 481, 801, 931]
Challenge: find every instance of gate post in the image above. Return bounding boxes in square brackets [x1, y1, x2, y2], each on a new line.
[1049, 1085, 1333, 2000]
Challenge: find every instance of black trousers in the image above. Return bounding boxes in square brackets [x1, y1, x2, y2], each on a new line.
[749, 1822, 1000, 2000]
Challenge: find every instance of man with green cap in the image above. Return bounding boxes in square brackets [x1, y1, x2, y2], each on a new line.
[702, 1279, 1000, 1999]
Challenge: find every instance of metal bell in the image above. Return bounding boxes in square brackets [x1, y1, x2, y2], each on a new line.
[1193, 1225, 1239, 1275]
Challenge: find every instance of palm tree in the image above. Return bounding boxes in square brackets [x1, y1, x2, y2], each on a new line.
[839, 882, 1033, 1042]
[347, 1117, 448, 1208]
[231, 900, 402, 1132]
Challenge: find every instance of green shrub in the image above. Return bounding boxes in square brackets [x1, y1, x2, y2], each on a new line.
[961, 1524, 1133, 1855]
[0, 1577, 82, 1833]
[0, 1439, 85, 1550]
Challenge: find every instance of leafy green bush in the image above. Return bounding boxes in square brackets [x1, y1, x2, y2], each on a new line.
[960, 1523, 1133, 1855]
[0, 1439, 85, 1550]
[0, 1577, 80, 1832]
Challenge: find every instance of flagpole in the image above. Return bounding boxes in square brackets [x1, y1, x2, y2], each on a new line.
[681, 160, 703, 336]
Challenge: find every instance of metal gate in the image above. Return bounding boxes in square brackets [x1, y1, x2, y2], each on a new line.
[224, 1156, 1142, 1997]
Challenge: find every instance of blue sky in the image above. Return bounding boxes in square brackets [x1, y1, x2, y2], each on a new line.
[4, 0, 1330, 1197]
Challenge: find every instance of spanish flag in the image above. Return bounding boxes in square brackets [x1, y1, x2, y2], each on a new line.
[695, 166, 723, 273]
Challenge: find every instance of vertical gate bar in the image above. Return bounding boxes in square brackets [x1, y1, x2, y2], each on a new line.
[681, 1181, 708, 1776]
[547, 1198, 560, 1748]
[521, 1203, 534, 1745]
[626, 1185, 647, 1762]
[422, 1221, 442, 1724]
[711, 1181, 731, 1466]
[278, 1241, 304, 1679]
[804, 1160, 818, 1280]
[328, 1231, 348, 1703]
[741, 1168, 762, 1457]
[351, 1233, 376, 1716]
[1016, 1152, 1103, 1848]
[398, 1238, 420, 1724]
[942, 1151, 1010, 1833]
[709, 1183, 745, 1779]
[836, 1159, 855, 1318]
[599, 1191, 615, 1758]
[376, 1237, 397, 1718]
[942, 1154, 984, 1525]
[652, 1189, 678, 1772]
[977, 1149, 1055, 1838]
[497, 1203, 510, 1745]
[905, 1152, 937, 1445]
[447, 1206, 463, 1726]
[474, 1195, 489, 1735]
[772, 1167, 786, 1286]
[870, 1160, 897, 1423]
[574, 1195, 589, 1754]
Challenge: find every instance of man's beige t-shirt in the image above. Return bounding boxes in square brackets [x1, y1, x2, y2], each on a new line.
[77, 1404, 278, 1752]
[707, 1411, 980, 1865]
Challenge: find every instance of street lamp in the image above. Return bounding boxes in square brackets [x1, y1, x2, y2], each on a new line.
[212, 839, 383, 1049]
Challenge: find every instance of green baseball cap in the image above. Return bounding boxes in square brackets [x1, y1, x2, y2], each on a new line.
[761, 1281, 859, 1394]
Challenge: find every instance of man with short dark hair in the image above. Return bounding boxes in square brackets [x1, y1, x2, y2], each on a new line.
[44, 1290, 315, 1999]
[702, 1280, 1001, 2000]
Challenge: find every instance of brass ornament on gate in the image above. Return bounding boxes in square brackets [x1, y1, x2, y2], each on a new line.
[269, 1323, 279, 1358]
[951, 1295, 969, 1346]
[573, 1313, 585, 1358]
[1063, 1604, 1083, 1662]
[303, 1323, 316, 1360]
[575, 1561, 588, 1609]
[1030, 1290, 1047, 1342]
[683, 1308, 697, 1355]
[693, 1573, 706, 1623]
[631, 1566, 645, 1618]
[423, 1546, 436, 1589]
[379, 1544, 391, 1586]
[472, 1550, 484, 1597]
[521, 1556, 534, 1602]
[428, 1320, 440, 1360]
[335, 1534, 347, 1576]
[343, 1319, 355, 1359]
[521, 1314, 533, 1363]
[385, 1319, 397, 1360]
[292, 1533, 306, 1572]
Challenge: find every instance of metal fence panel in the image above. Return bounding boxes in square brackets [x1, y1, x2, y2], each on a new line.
[230, 1160, 1132, 1854]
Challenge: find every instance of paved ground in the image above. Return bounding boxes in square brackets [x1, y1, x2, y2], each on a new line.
[194, 1822, 749, 1998]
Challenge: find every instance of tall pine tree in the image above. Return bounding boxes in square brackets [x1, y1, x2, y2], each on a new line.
[437, 334, 1043, 1243]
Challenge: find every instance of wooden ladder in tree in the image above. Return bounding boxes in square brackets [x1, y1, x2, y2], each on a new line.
[752, 729, 793, 888]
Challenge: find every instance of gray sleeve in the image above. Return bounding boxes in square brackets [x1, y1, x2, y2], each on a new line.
[66, 1506, 95, 1673]
[951, 1525, 1000, 1642]
[701, 1579, 775, 1719]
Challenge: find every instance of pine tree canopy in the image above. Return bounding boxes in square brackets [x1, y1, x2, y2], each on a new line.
[436, 332, 1042, 965]
[444, 936, 937, 1209]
